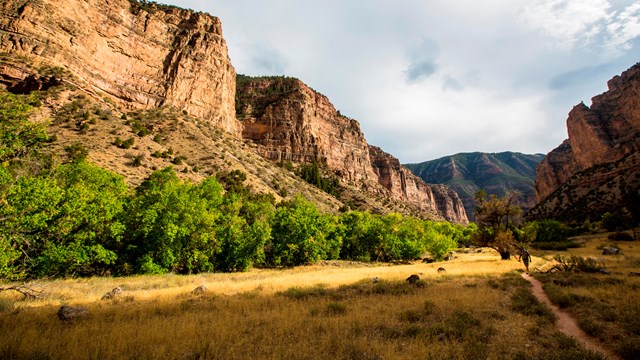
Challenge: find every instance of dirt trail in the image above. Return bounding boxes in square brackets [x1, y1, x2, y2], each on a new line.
[521, 273, 619, 359]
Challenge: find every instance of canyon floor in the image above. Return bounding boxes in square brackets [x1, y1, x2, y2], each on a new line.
[1, 232, 638, 359]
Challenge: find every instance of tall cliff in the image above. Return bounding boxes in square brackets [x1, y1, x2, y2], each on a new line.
[368, 146, 468, 224]
[237, 76, 468, 224]
[405, 152, 544, 220]
[0, 0, 240, 136]
[531, 63, 640, 222]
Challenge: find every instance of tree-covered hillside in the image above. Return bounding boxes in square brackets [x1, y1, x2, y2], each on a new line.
[405, 152, 544, 219]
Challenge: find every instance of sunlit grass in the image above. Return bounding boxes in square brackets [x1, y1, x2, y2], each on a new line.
[0, 245, 615, 359]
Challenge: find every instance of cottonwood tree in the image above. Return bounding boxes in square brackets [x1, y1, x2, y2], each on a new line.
[472, 190, 522, 260]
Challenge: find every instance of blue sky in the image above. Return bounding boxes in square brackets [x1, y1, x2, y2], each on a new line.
[161, 0, 640, 163]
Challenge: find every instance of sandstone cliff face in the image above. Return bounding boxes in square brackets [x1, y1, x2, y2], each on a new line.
[0, 0, 240, 136]
[532, 63, 640, 221]
[536, 63, 640, 201]
[237, 75, 468, 223]
[369, 146, 468, 224]
[238, 76, 377, 185]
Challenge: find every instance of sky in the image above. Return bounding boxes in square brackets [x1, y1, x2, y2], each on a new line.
[161, 0, 640, 163]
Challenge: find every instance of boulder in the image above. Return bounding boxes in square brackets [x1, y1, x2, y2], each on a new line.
[406, 274, 420, 285]
[57, 305, 88, 321]
[191, 285, 208, 295]
[101, 286, 122, 300]
[602, 246, 620, 255]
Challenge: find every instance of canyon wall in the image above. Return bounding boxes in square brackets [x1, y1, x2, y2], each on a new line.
[531, 63, 640, 221]
[0, 0, 240, 136]
[238, 76, 468, 224]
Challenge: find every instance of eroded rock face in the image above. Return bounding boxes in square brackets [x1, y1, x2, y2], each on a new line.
[369, 146, 468, 224]
[237, 76, 468, 223]
[0, 0, 240, 136]
[238, 77, 377, 185]
[532, 63, 640, 221]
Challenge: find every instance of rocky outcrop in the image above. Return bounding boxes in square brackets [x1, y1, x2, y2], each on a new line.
[531, 63, 640, 222]
[369, 146, 468, 224]
[405, 152, 544, 220]
[237, 76, 468, 223]
[238, 76, 377, 185]
[0, 0, 240, 136]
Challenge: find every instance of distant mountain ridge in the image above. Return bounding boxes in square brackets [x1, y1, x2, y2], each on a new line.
[405, 152, 545, 219]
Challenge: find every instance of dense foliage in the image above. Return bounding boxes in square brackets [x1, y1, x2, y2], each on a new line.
[0, 89, 470, 279]
[1, 164, 468, 279]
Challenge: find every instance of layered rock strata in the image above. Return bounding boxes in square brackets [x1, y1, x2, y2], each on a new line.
[0, 0, 240, 136]
[238, 76, 468, 224]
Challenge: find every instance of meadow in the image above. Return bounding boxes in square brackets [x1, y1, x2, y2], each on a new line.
[1, 233, 638, 359]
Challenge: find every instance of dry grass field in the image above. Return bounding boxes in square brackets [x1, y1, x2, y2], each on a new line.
[1, 234, 637, 359]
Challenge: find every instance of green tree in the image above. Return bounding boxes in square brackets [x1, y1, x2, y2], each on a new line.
[215, 193, 274, 272]
[123, 168, 223, 274]
[267, 195, 334, 266]
[472, 191, 522, 259]
[0, 161, 127, 278]
[339, 211, 381, 261]
[0, 92, 48, 162]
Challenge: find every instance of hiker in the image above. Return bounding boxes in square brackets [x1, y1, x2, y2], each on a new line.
[518, 247, 532, 274]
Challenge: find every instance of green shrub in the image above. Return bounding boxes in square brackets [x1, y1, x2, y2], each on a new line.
[64, 143, 88, 162]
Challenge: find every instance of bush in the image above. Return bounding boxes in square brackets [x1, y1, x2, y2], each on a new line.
[114, 137, 135, 149]
[553, 255, 604, 273]
[64, 143, 88, 162]
[608, 232, 634, 241]
[618, 336, 640, 360]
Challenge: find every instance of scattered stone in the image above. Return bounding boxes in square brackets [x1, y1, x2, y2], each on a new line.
[476, 249, 483, 253]
[422, 257, 435, 264]
[436, 333, 446, 341]
[599, 269, 611, 275]
[372, 277, 380, 284]
[191, 285, 208, 295]
[406, 274, 420, 285]
[101, 286, 122, 300]
[602, 246, 620, 255]
[437, 267, 447, 273]
[57, 305, 88, 321]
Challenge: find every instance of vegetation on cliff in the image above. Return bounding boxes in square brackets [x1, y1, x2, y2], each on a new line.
[405, 152, 544, 220]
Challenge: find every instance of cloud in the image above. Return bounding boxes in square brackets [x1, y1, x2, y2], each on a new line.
[442, 76, 464, 92]
[405, 61, 438, 83]
[520, 1, 640, 57]
[520, 0, 612, 49]
[606, 3, 640, 52]
[548, 63, 614, 90]
[238, 42, 288, 76]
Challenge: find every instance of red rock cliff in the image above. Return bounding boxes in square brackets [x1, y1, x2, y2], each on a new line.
[531, 63, 640, 221]
[536, 63, 640, 201]
[0, 0, 240, 136]
[237, 76, 468, 224]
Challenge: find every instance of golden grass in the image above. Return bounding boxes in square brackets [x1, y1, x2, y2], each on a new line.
[532, 230, 640, 359]
[0, 247, 607, 359]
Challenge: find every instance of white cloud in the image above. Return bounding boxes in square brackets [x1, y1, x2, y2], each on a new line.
[607, 3, 640, 52]
[520, 0, 612, 49]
